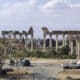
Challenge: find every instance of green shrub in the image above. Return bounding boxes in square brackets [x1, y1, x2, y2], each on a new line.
[69, 54, 77, 59]
[13, 45, 77, 59]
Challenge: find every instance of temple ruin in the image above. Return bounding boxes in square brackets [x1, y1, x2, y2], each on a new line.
[1, 27, 34, 51]
[1, 27, 80, 58]
[42, 27, 80, 58]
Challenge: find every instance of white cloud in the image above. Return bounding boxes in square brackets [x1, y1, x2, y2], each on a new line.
[0, 0, 37, 16]
[65, 0, 80, 8]
[69, 4, 80, 8]
[0, 0, 38, 26]
[41, 0, 57, 9]
[39, 0, 71, 13]
[39, 0, 80, 13]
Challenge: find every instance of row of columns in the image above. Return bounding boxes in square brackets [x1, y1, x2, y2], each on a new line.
[5, 32, 34, 51]
[17, 35, 34, 51]
[43, 34, 80, 58]
[43, 34, 66, 52]
[68, 35, 80, 57]
[69, 38, 80, 59]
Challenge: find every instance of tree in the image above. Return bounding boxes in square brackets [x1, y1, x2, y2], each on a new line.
[0, 43, 5, 69]
[57, 45, 70, 58]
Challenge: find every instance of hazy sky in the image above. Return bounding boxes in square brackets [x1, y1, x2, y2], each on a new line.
[0, 0, 80, 38]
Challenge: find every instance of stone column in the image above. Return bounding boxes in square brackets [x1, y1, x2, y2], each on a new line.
[70, 40, 73, 55]
[8, 32, 12, 46]
[77, 40, 80, 59]
[65, 36, 68, 46]
[43, 34, 46, 52]
[76, 39, 78, 56]
[56, 34, 58, 52]
[19, 33, 23, 43]
[68, 35, 73, 55]
[31, 34, 33, 51]
[8, 32, 11, 39]
[25, 35, 28, 49]
[13, 33, 16, 40]
[69, 39, 71, 50]
[62, 34, 65, 47]
[49, 34, 52, 48]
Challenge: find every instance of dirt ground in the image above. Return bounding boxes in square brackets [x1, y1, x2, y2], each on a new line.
[2, 58, 80, 80]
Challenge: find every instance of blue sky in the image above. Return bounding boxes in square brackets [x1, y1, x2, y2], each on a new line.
[0, 0, 80, 38]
